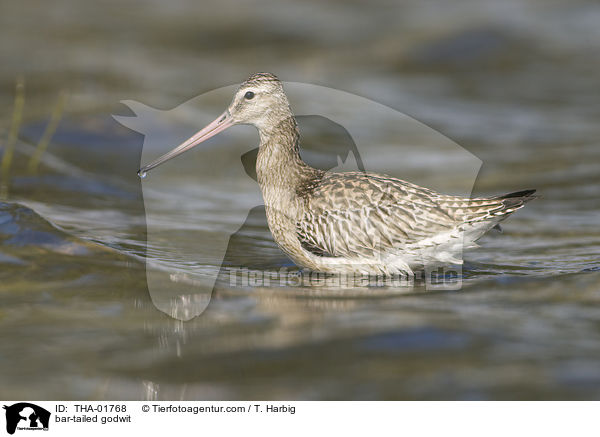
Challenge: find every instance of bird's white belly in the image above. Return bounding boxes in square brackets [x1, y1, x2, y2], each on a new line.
[304, 225, 488, 276]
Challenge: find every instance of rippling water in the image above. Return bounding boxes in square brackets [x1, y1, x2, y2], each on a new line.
[1, 0, 599, 399]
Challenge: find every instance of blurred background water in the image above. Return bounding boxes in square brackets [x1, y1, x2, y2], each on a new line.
[0, 0, 599, 399]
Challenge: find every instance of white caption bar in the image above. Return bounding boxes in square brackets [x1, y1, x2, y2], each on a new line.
[1, 401, 598, 437]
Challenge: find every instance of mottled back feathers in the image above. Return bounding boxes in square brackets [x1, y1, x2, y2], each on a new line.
[295, 172, 536, 259]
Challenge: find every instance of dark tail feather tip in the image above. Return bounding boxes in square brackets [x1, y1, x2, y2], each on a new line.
[497, 189, 538, 210]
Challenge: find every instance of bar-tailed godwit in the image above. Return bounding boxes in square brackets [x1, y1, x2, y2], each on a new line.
[139, 73, 536, 275]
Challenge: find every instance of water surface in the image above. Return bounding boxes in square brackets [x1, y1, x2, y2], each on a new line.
[0, 0, 599, 400]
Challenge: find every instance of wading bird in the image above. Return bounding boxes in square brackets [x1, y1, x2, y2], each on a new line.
[139, 73, 536, 275]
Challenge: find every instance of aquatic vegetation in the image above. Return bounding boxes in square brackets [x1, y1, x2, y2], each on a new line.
[28, 90, 68, 174]
[0, 79, 68, 198]
[0, 77, 25, 199]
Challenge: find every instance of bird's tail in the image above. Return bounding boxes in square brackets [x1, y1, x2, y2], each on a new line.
[455, 189, 538, 224]
[493, 189, 538, 213]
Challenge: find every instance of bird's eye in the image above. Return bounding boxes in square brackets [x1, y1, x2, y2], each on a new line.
[244, 91, 255, 100]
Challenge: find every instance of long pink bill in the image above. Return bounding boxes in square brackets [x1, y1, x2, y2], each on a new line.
[138, 110, 234, 177]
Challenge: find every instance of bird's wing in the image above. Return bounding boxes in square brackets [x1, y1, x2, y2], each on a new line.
[296, 172, 535, 258]
[296, 173, 452, 258]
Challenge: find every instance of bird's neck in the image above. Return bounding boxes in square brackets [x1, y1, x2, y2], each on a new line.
[256, 116, 318, 196]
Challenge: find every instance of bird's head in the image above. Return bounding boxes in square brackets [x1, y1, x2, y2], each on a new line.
[138, 72, 291, 176]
